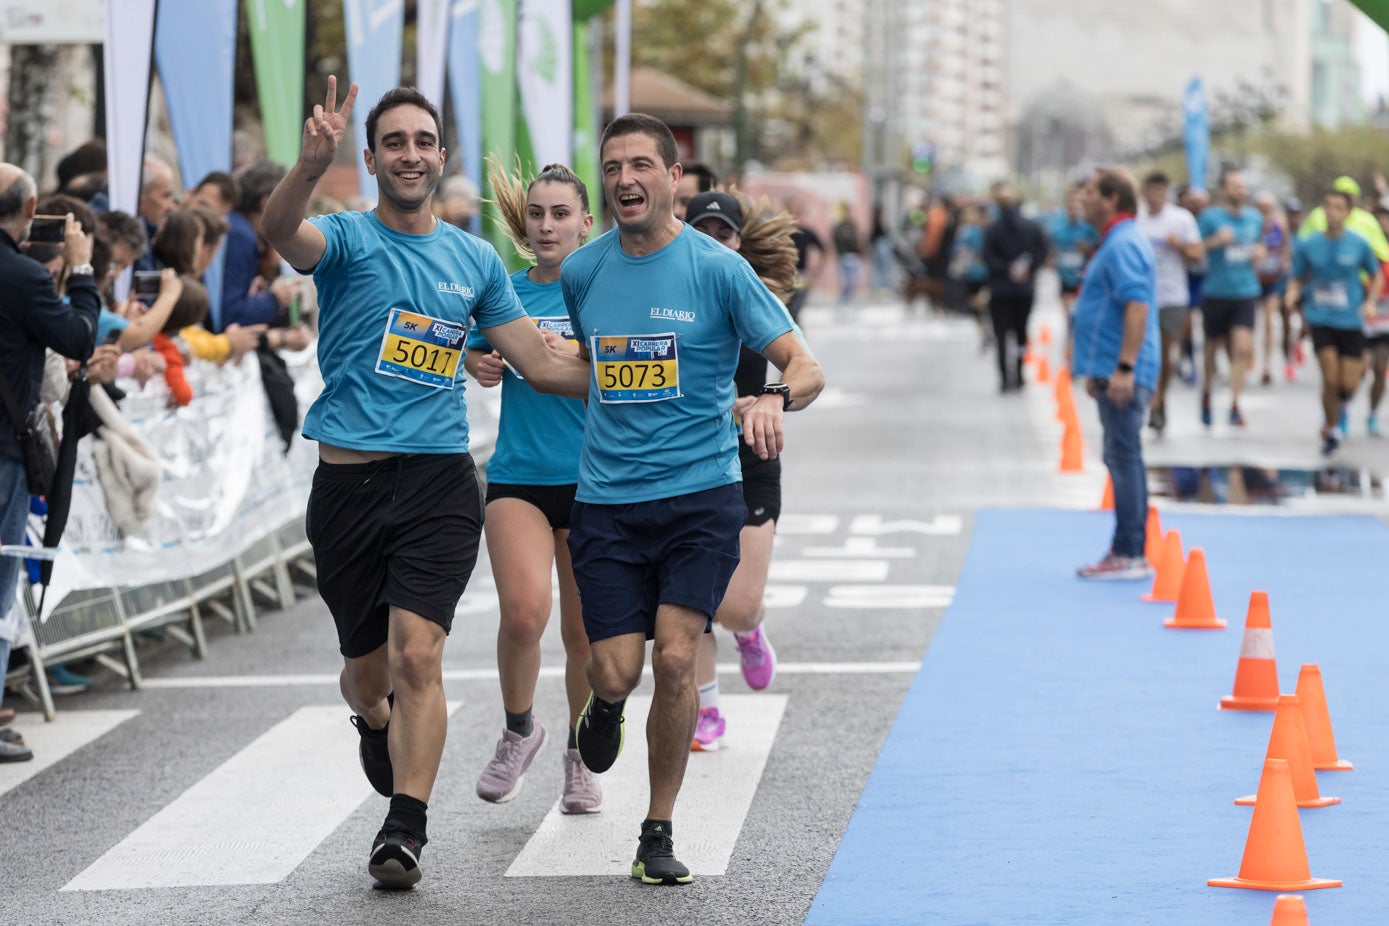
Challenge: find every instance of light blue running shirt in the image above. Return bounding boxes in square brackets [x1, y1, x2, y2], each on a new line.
[301, 210, 526, 453]
[1198, 205, 1264, 299]
[1046, 214, 1098, 289]
[1292, 230, 1380, 330]
[562, 227, 795, 505]
[466, 268, 585, 484]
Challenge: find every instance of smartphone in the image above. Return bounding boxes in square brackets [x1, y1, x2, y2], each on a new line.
[288, 295, 301, 327]
[133, 270, 163, 298]
[29, 215, 66, 243]
[102, 329, 123, 346]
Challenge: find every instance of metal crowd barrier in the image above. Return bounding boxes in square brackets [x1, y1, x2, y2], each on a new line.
[6, 518, 316, 722]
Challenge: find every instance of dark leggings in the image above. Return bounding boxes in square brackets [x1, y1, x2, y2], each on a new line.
[989, 292, 1035, 388]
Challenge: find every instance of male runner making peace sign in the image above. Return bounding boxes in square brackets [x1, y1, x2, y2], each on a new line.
[262, 77, 588, 889]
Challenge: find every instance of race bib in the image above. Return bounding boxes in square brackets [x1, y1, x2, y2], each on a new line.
[1059, 252, 1084, 270]
[1312, 281, 1350, 310]
[1225, 243, 1253, 264]
[509, 316, 576, 380]
[592, 333, 680, 403]
[375, 307, 466, 390]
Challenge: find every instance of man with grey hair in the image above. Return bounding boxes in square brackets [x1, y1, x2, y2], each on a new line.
[133, 155, 177, 273]
[0, 163, 101, 760]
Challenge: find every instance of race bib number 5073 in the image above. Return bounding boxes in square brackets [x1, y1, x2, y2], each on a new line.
[376, 307, 466, 390]
[592, 333, 681, 403]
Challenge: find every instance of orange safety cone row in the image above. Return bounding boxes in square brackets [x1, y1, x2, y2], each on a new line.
[1220, 591, 1281, 711]
[1270, 894, 1310, 925]
[1056, 385, 1077, 425]
[1099, 476, 1114, 510]
[1144, 505, 1163, 565]
[1039, 324, 1052, 346]
[1164, 548, 1226, 629]
[1053, 366, 1071, 404]
[1058, 421, 1084, 472]
[1208, 758, 1342, 891]
[1036, 355, 1051, 383]
[1235, 695, 1339, 808]
[1142, 529, 1185, 602]
[1296, 664, 1353, 771]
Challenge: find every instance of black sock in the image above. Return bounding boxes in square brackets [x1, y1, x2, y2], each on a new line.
[591, 694, 625, 717]
[387, 793, 428, 841]
[641, 818, 673, 837]
[505, 707, 534, 737]
[567, 726, 578, 749]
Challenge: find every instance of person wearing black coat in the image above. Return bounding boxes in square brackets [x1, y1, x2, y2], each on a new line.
[983, 186, 1049, 391]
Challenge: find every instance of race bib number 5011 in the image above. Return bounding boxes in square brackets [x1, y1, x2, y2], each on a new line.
[376, 307, 466, 390]
[592, 333, 681, 403]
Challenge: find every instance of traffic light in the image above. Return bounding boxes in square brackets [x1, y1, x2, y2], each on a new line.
[911, 154, 933, 174]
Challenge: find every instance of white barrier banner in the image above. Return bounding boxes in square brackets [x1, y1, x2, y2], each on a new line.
[36, 353, 323, 620]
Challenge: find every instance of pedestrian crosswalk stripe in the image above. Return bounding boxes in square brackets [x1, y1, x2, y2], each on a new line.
[0, 710, 139, 799]
[505, 694, 788, 877]
[63, 702, 461, 890]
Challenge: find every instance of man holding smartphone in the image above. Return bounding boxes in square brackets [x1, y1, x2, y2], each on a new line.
[0, 163, 101, 761]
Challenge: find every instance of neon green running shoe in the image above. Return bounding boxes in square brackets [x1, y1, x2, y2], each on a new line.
[631, 820, 692, 885]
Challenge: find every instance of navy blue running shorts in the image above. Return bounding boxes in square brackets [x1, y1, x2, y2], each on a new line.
[306, 453, 483, 658]
[567, 483, 747, 642]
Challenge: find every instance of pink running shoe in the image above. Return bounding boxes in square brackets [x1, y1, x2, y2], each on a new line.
[734, 626, 777, 691]
[690, 707, 725, 752]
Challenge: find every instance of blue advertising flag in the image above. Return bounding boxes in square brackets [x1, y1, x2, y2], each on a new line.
[344, 0, 405, 204]
[448, 0, 483, 235]
[155, 0, 237, 327]
[1183, 77, 1209, 193]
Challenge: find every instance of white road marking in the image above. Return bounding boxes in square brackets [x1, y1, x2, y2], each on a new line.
[825, 585, 957, 609]
[768, 560, 891, 582]
[0, 710, 139, 799]
[139, 662, 919, 689]
[63, 702, 461, 890]
[762, 585, 809, 608]
[506, 694, 788, 877]
[849, 514, 964, 536]
[777, 514, 841, 535]
[802, 537, 918, 558]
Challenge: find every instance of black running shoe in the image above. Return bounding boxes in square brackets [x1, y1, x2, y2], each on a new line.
[369, 824, 425, 889]
[350, 694, 393, 797]
[574, 692, 624, 773]
[631, 821, 692, 885]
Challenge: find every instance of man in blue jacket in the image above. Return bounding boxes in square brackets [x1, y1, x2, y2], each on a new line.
[1071, 167, 1159, 580]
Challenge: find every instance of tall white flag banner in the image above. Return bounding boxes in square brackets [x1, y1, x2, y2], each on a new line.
[517, 0, 572, 167]
[344, 0, 405, 203]
[103, 0, 157, 300]
[416, 0, 451, 109]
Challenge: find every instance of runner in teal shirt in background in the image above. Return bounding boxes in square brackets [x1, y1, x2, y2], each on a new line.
[1047, 183, 1098, 319]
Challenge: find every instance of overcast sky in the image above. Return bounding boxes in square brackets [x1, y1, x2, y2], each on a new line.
[1359, 9, 1389, 105]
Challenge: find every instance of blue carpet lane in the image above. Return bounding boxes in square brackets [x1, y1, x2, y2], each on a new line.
[807, 509, 1388, 926]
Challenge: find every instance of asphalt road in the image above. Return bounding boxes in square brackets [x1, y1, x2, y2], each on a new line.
[5, 284, 1379, 926]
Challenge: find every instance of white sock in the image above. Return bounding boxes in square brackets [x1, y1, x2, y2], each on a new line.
[698, 679, 720, 712]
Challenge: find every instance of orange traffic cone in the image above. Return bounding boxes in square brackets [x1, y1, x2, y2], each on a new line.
[1236, 695, 1339, 808]
[1036, 355, 1051, 383]
[1056, 386, 1077, 424]
[1220, 591, 1281, 711]
[1039, 324, 1052, 346]
[1053, 366, 1071, 404]
[1059, 421, 1084, 472]
[1142, 529, 1185, 602]
[1270, 894, 1310, 925]
[1144, 505, 1163, 565]
[1296, 665, 1352, 771]
[1164, 548, 1226, 628]
[1208, 758, 1342, 891]
[1023, 340, 1035, 365]
[1099, 476, 1114, 510]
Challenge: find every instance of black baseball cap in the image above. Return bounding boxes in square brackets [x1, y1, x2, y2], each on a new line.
[685, 191, 743, 232]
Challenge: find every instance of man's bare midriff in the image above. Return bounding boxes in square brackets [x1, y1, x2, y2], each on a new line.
[318, 442, 404, 464]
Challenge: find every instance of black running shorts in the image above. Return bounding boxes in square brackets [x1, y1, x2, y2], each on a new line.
[306, 453, 483, 658]
[485, 481, 578, 531]
[739, 444, 782, 527]
[568, 484, 746, 642]
[1310, 325, 1367, 358]
[1201, 296, 1257, 339]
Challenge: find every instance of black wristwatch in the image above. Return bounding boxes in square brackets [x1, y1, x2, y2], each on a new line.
[762, 382, 792, 410]
[1115, 361, 1135, 375]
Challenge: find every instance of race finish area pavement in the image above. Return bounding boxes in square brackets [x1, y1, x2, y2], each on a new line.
[5, 291, 1387, 925]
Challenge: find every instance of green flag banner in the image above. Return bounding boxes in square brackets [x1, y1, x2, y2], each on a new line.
[1350, 0, 1389, 33]
[480, 0, 519, 259]
[572, 21, 598, 206]
[248, 0, 307, 167]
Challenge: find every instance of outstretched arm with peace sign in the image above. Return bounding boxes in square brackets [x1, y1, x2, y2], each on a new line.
[262, 75, 360, 273]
